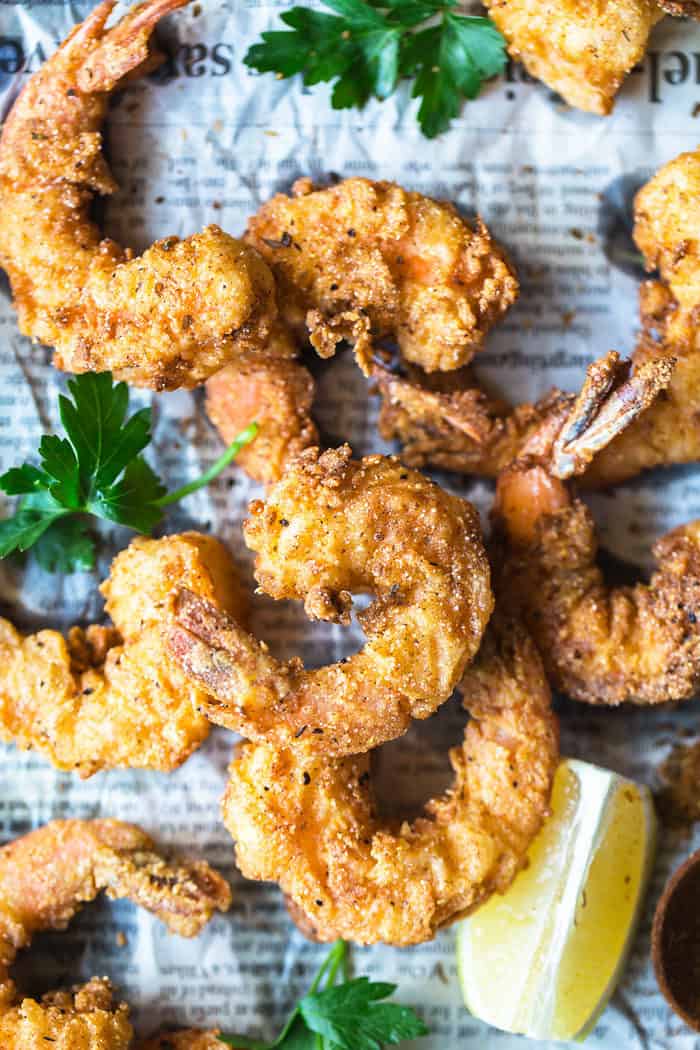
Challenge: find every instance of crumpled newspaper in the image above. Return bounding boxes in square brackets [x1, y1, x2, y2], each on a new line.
[0, 2, 700, 1047]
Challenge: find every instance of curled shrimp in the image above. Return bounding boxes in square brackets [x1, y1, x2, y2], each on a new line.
[0, 532, 247, 776]
[222, 615, 558, 947]
[0, 0, 282, 390]
[246, 177, 518, 375]
[494, 354, 700, 706]
[168, 446, 493, 756]
[0, 819, 230, 1048]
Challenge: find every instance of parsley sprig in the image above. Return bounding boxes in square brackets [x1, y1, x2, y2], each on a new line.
[221, 940, 428, 1049]
[244, 0, 507, 138]
[0, 373, 257, 574]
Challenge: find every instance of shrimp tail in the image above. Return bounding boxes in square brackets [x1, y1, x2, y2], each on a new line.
[78, 0, 191, 93]
[0, 819, 231, 981]
[168, 588, 289, 716]
[550, 350, 675, 478]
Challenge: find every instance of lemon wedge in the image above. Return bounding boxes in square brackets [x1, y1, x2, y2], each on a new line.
[456, 758, 657, 1041]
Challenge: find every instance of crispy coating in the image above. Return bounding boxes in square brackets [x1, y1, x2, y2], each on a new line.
[584, 145, 700, 483]
[484, 0, 663, 115]
[0, 978, 133, 1050]
[634, 147, 700, 350]
[493, 345, 700, 705]
[490, 347, 700, 705]
[222, 617, 558, 946]
[375, 346, 676, 484]
[0, 819, 230, 1048]
[168, 446, 493, 756]
[0, 532, 247, 776]
[0, 0, 281, 390]
[495, 475, 700, 705]
[205, 330, 318, 485]
[246, 177, 518, 374]
[657, 0, 700, 15]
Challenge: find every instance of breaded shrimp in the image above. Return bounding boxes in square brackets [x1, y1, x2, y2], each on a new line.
[0, 532, 247, 776]
[374, 346, 675, 483]
[495, 472, 700, 705]
[205, 324, 317, 486]
[246, 177, 518, 374]
[634, 146, 700, 350]
[494, 355, 700, 705]
[483, 0, 663, 115]
[222, 616, 558, 947]
[168, 446, 493, 756]
[0, 0, 282, 390]
[0, 819, 230, 1048]
[583, 146, 700, 483]
[657, 0, 700, 14]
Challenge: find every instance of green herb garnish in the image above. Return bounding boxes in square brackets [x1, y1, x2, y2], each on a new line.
[0, 372, 257, 573]
[221, 940, 428, 1049]
[244, 0, 507, 139]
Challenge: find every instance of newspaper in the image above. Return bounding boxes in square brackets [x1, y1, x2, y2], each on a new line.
[1, 2, 700, 1047]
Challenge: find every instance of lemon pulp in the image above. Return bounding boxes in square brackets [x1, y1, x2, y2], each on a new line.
[456, 758, 656, 1040]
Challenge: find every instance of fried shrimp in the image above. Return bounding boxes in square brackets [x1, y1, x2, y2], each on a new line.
[205, 327, 318, 486]
[494, 356, 700, 706]
[657, 0, 700, 15]
[0, 532, 246, 776]
[0, 0, 282, 391]
[496, 475, 700, 705]
[0, 819, 230, 1049]
[483, 0, 663, 115]
[246, 177, 519, 375]
[374, 346, 675, 483]
[583, 146, 700, 484]
[168, 446, 493, 756]
[634, 146, 700, 351]
[221, 616, 558, 947]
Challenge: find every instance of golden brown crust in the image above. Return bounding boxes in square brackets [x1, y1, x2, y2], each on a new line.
[495, 490, 700, 705]
[205, 343, 318, 485]
[0, 532, 246, 776]
[0, 819, 230, 1045]
[584, 143, 700, 484]
[0, 0, 281, 390]
[634, 148, 700, 351]
[0, 977, 133, 1050]
[484, 0, 663, 115]
[222, 617, 558, 946]
[168, 446, 493, 756]
[246, 178, 518, 374]
[657, 0, 700, 15]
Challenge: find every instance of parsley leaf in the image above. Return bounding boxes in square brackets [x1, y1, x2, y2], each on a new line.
[220, 941, 427, 1049]
[301, 978, 428, 1049]
[0, 374, 257, 574]
[244, 0, 507, 137]
[34, 517, 95, 573]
